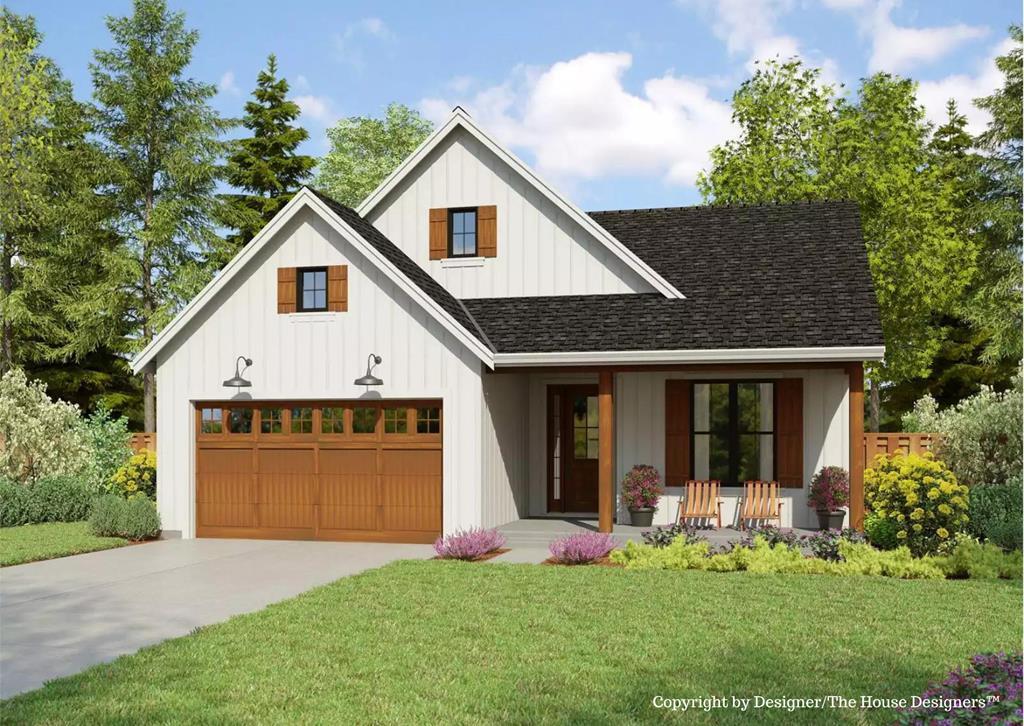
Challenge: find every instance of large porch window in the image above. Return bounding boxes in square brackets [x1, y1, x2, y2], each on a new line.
[692, 382, 774, 485]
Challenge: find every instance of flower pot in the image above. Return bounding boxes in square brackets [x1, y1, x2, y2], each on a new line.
[816, 509, 846, 531]
[628, 507, 655, 527]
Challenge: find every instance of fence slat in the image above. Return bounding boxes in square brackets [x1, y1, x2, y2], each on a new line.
[863, 433, 940, 466]
[129, 433, 156, 453]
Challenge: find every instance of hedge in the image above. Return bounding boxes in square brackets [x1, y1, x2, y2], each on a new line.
[0, 476, 94, 527]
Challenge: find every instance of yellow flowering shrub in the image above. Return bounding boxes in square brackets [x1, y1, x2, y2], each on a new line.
[106, 449, 157, 500]
[864, 452, 968, 556]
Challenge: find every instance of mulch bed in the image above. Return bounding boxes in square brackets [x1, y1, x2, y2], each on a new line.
[433, 548, 511, 563]
[541, 555, 622, 567]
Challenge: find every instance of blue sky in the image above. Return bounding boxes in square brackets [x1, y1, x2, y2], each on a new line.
[13, 0, 1021, 209]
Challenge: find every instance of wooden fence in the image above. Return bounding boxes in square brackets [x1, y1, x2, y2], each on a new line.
[863, 432, 941, 464]
[129, 433, 156, 453]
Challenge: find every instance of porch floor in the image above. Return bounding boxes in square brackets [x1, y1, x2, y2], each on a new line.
[493, 518, 818, 562]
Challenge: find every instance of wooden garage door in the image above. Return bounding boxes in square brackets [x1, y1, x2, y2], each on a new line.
[195, 401, 442, 543]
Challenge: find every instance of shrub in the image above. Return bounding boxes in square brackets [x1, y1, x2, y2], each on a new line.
[88, 495, 161, 540]
[968, 483, 1023, 550]
[835, 542, 946, 579]
[937, 537, 1022, 580]
[641, 522, 707, 548]
[803, 528, 867, 561]
[894, 652, 1023, 725]
[83, 406, 132, 494]
[864, 452, 969, 556]
[106, 450, 157, 500]
[619, 465, 663, 510]
[0, 368, 90, 484]
[548, 532, 616, 564]
[0, 475, 94, 526]
[903, 375, 1022, 490]
[864, 512, 900, 550]
[807, 465, 849, 511]
[737, 524, 801, 550]
[433, 528, 505, 560]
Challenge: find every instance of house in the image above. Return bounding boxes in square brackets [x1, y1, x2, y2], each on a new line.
[131, 107, 884, 542]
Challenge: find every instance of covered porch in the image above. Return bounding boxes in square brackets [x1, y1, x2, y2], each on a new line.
[479, 362, 867, 534]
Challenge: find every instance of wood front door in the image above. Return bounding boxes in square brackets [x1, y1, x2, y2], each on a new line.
[548, 385, 600, 513]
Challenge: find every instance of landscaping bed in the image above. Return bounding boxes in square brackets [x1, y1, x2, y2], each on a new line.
[0, 522, 128, 567]
[2, 560, 1020, 724]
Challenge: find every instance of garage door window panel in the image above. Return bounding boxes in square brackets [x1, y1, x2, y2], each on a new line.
[260, 408, 283, 434]
[321, 407, 346, 435]
[290, 407, 314, 435]
[199, 407, 223, 435]
[226, 408, 253, 435]
[352, 406, 379, 436]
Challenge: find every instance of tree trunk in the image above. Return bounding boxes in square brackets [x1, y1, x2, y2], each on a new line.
[0, 234, 13, 374]
[143, 365, 156, 433]
[868, 378, 881, 433]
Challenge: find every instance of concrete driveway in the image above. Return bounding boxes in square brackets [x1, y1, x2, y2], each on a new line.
[0, 538, 432, 698]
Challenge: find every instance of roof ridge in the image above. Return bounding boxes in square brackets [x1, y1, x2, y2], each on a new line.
[587, 199, 857, 215]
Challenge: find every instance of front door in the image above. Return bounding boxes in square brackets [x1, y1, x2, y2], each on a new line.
[548, 385, 600, 512]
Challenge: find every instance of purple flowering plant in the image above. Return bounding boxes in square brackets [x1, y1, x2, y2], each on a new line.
[807, 465, 850, 511]
[548, 532, 616, 564]
[620, 464, 663, 510]
[803, 528, 867, 561]
[433, 527, 506, 560]
[895, 652, 1022, 725]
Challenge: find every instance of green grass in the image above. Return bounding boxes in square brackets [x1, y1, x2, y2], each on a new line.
[0, 522, 127, 567]
[2, 561, 1020, 725]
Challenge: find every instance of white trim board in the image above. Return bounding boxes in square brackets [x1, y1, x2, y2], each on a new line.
[131, 188, 495, 373]
[355, 107, 685, 301]
[492, 346, 886, 367]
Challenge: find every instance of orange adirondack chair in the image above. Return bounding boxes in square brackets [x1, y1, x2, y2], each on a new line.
[677, 480, 722, 528]
[739, 480, 783, 529]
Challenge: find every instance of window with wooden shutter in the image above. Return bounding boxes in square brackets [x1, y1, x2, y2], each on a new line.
[775, 378, 804, 488]
[429, 208, 447, 260]
[277, 267, 297, 314]
[665, 380, 691, 487]
[478, 205, 497, 258]
[327, 264, 348, 312]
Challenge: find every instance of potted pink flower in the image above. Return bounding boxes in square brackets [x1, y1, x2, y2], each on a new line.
[620, 464, 663, 527]
[807, 465, 850, 530]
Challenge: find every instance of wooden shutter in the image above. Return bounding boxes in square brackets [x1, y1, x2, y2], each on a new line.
[429, 208, 447, 260]
[327, 265, 348, 312]
[277, 267, 296, 314]
[775, 378, 803, 488]
[665, 380, 691, 487]
[478, 205, 497, 258]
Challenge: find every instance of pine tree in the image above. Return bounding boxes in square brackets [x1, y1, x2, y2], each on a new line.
[219, 54, 315, 266]
[91, 0, 232, 432]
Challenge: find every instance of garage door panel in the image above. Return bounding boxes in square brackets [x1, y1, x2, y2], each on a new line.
[319, 449, 379, 531]
[382, 450, 442, 533]
[197, 449, 255, 528]
[257, 449, 315, 530]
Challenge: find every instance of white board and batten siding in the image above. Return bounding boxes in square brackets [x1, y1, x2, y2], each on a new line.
[365, 127, 655, 299]
[154, 207, 485, 538]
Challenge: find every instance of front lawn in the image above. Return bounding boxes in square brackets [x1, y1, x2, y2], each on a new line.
[0, 522, 128, 567]
[2, 561, 1020, 724]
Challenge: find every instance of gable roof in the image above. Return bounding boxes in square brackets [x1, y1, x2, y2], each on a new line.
[464, 201, 885, 364]
[131, 188, 494, 373]
[355, 107, 685, 300]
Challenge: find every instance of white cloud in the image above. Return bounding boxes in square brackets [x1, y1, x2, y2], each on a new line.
[420, 52, 735, 188]
[294, 94, 335, 124]
[218, 70, 239, 95]
[682, 0, 809, 72]
[294, 74, 311, 92]
[827, 0, 988, 73]
[333, 17, 395, 68]
[917, 37, 1015, 134]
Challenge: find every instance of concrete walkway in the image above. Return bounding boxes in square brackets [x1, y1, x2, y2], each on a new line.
[0, 538, 431, 698]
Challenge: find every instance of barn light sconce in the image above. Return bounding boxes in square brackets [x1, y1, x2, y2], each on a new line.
[354, 353, 383, 387]
[223, 356, 253, 388]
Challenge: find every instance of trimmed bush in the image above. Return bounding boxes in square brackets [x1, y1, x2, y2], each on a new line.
[0, 475, 93, 527]
[864, 512, 900, 550]
[937, 537, 1022, 580]
[895, 652, 1023, 725]
[433, 528, 505, 560]
[864, 452, 969, 555]
[106, 450, 157, 500]
[88, 495, 160, 540]
[803, 528, 867, 561]
[968, 483, 1023, 550]
[548, 532, 616, 564]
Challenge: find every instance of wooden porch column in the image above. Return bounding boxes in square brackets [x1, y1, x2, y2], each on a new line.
[598, 370, 614, 533]
[848, 362, 865, 530]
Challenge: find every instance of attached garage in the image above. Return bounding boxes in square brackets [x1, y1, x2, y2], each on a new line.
[195, 401, 442, 543]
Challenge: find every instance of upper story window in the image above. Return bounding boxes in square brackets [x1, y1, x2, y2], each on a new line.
[297, 267, 327, 312]
[448, 208, 478, 257]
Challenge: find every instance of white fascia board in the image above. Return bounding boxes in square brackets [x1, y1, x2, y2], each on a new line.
[132, 188, 494, 373]
[491, 346, 886, 367]
[356, 108, 685, 300]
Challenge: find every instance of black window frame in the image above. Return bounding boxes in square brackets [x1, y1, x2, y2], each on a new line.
[447, 207, 479, 258]
[296, 266, 328, 312]
[690, 380, 776, 486]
